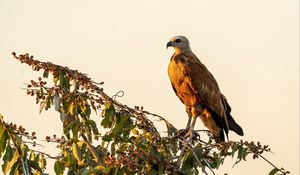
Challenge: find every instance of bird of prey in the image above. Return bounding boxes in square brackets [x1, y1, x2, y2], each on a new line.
[166, 36, 244, 142]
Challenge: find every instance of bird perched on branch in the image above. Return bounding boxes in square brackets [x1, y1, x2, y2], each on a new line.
[166, 36, 244, 142]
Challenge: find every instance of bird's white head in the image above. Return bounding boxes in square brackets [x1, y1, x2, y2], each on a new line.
[166, 36, 192, 54]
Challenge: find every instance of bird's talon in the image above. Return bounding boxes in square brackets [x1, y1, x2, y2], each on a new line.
[177, 129, 198, 140]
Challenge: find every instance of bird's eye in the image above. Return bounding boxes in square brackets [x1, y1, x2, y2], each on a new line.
[175, 39, 181, 43]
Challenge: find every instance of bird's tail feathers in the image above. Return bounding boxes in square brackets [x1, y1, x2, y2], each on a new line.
[209, 109, 228, 142]
[227, 113, 244, 136]
[215, 129, 225, 143]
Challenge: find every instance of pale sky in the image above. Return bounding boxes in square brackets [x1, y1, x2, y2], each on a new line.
[0, 0, 299, 174]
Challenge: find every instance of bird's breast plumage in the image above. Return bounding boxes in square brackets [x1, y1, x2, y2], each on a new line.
[168, 57, 186, 86]
[168, 55, 198, 106]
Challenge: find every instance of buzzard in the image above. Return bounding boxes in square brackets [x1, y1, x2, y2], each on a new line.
[166, 36, 243, 142]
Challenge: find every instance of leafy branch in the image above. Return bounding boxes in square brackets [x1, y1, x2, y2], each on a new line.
[0, 52, 290, 174]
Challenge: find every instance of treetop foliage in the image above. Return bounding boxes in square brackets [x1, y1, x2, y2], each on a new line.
[0, 53, 290, 175]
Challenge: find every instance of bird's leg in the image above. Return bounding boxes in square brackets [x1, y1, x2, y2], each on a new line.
[178, 107, 192, 137]
[178, 116, 197, 166]
[181, 116, 196, 139]
[178, 115, 191, 138]
[185, 115, 192, 130]
[185, 107, 192, 130]
[190, 115, 197, 131]
[180, 106, 198, 139]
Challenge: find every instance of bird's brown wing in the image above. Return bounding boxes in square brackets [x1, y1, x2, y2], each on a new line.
[184, 54, 229, 129]
[170, 83, 185, 104]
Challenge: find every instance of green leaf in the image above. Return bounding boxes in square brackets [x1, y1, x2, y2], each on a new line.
[85, 105, 91, 117]
[237, 147, 243, 160]
[2, 144, 13, 171]
[79, 100, 88, 115]
[45, 95, 51, 110]
[43, 70, 49, 78]
[13, 135, 23, 147]
[73, 80, 79, 91]
[81, 168, 101, 175]
[113, 115, 129, 136]
[64, 76, 70, 92]
[59, 72, 70, 92]
[88, 120, 99, 140]
[131, 128, 139, 135]
[180, 151, 196, 174]
[38, 153, 46, 169]
[40, 87, 44, 98]
[54, 160, 65, 175]
[268, 168, 279, 175]
[8, 160, 20, 175]
[72, 143, 81, 162]
[59, 72, 65, 89]
[63, 121, 75, 140]
[233, 146, 245, 167]
[102, 134, 113, 142]
[2, 147, 19, 174]
[68, 102, 75, 116]
[94, 165, 105, 171]
[39, 101, 46, 114]
[210, 157, 222, 169]
[62, 100, 68, 114]
[231, 144, 239, 157]
[158, 164, 164, 175]
[65, 152, 76, 167]
[28, 160, 43, 172]
[53, 72, 59, 85]
[36, 95, 40, 104]
[101, 103, 115, 128]
[104, 167, 111, 173]
[0, 126, 8, 157]
[165, 121, 177, 137]
[242, 150, 249, 161]
[111, 142, 116, 155]
[29, 150, 35, 161]
[113, 167, 118, 175]
[71, 124, 79, 141]
[121, 117, 134, 140]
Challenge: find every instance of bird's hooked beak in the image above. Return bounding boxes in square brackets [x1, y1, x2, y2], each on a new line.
[166, 41, 173, 49]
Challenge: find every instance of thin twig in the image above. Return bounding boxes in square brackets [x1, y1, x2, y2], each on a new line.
[31, 150, 62, 159]
[258, 154, 287, 174]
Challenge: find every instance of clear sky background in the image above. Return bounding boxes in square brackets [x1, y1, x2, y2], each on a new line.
[0, 0, 299, 174]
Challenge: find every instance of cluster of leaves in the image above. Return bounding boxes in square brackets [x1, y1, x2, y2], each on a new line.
[0, 115, 46, 175]
[0, 53, 290, 175]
